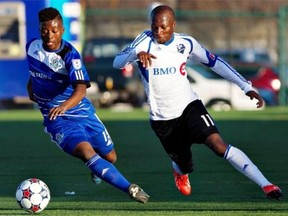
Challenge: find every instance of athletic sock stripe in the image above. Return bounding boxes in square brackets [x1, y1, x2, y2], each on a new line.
[224, 144, 232, 159]
[86, 154, 101, 167]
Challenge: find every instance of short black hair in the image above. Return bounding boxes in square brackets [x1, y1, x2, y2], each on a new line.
[150, 5, 175, 20]
[38, 7, 63, 23]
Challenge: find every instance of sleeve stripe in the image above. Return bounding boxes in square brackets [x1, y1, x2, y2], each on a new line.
[129, 31, 153, 48]
[183, 37, 193, 55]
[217, 58, 248, 83]
[75, 70, 84, 80]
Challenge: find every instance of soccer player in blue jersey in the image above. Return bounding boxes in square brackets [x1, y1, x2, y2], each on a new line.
[113, 5, 283, 200]
[26, 7, 149, 204]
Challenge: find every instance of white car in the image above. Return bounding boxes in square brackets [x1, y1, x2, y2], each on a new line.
[186, 64, 264, 111]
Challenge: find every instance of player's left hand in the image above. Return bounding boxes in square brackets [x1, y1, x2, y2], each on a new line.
[246, 91, 264, 108]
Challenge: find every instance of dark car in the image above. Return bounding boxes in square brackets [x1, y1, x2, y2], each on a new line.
[214, 48, 274, 65]
[82, 37, 144, 107]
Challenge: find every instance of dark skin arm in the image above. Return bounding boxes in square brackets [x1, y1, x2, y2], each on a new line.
[49, 83, 87, 120]
[27, 78, 87, 119]
[27, 77, 37, 103]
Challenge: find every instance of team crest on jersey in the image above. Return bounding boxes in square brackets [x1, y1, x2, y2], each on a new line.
[50, 56, 63, 71]
[177, 44, 185, 54]
[72, 59, 82, 70]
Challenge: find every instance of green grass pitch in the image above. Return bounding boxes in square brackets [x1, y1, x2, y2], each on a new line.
[0, 107, 287, 216]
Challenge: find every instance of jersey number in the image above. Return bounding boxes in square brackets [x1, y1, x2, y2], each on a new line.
[102, 129, 112, 146]
[201, 114, 214, 127]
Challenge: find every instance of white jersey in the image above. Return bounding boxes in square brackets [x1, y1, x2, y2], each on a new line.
[113, 30, 254, 120]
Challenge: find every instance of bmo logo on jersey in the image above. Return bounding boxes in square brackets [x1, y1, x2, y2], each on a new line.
[152, 63, 186, 76]
[153, 67, 176, 75]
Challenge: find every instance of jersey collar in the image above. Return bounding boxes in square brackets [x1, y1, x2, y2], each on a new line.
[163, 34, 174, 46]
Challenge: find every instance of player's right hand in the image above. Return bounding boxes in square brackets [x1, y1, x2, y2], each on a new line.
[137, 51, 157, 68]
[48, 105, 67, 120]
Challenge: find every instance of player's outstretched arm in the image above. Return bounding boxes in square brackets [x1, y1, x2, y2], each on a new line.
[246, 91, 264, 108]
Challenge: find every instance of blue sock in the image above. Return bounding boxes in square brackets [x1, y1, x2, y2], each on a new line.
[86, 154, 131, 192]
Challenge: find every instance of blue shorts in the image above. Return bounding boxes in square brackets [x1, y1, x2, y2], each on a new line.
[44, 113, 114, 156]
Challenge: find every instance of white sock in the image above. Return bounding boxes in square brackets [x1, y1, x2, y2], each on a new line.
[172, 161, 186, 175]
[224, 145, 271, 188]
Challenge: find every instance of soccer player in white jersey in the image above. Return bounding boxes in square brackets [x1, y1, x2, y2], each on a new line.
[113, 5, 283, 200]
[26, 7, 149, 204]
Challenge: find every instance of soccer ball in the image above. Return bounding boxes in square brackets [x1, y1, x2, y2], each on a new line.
[15, 178, 51, 213]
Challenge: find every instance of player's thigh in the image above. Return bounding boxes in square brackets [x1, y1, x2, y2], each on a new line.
[150, 118, 189, 157]
[150, 119, 177, 152]
[44, 121, 90, 156]
[183, 100, 219, 144]
[87, 120, 115, 157]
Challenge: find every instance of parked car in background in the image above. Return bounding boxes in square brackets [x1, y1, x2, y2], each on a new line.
[212, 49, 280, 105]
[82, 37, 144, 107]
[186, 63, 263, 111]
[230, 62, 281, 105]
[214, 48, 274, 65]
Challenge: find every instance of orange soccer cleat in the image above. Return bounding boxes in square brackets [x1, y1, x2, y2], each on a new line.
[262, 184, 283, 200]
[173, 171, 191, 196]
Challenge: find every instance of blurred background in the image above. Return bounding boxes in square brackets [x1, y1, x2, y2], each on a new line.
[1, 0, 288, 111]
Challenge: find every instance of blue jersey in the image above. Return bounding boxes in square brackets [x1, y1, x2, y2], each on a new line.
[26, 39, 95, 123]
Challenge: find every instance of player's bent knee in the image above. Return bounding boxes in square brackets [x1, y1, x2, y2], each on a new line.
[73, 142, 96, 162]
[106, 155, 117, 163]
[104, 149, 117, 163]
